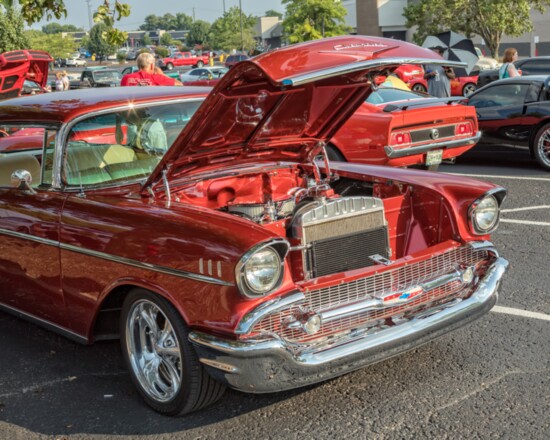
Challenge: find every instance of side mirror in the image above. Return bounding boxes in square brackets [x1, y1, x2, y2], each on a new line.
[11, 169, 36, 193]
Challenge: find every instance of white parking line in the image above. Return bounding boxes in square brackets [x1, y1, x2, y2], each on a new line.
[444, 172, 550, 182]
[501, 205, 550, 213]
[500, 219, 550, 226]
[492, 306, 550, 322]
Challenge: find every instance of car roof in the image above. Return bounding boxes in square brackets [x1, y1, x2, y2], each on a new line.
[487, 74, 550, 85]
[0, 86, 211, 125]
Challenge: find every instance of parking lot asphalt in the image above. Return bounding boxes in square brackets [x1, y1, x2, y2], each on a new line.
[0, 145, 549, 440]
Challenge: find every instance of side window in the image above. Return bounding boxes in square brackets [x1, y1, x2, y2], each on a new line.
[0, 125, 47, 188]
[469, 84, 530, 108]
[63, 101, 203, 186]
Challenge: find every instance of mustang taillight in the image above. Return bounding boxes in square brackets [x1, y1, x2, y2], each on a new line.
[390, 131, 412, 147]
[455, 122, 474, 136]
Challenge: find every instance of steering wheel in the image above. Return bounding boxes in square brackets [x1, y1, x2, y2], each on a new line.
[0, 129, 9, 137]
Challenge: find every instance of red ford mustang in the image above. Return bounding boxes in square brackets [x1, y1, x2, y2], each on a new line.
[0, 36, 508, 416]
[330, 85, 480, 169]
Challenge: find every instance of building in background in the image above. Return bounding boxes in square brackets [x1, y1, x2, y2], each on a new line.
[255, 16, 283, 50]
[344, 0, 550, 57]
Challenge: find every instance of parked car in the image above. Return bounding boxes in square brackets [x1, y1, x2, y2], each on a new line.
[0, 36, 508, 416]
[0, 49, 52, 100]
[396, 65, 479, 96]
[468, 74, 550, 170]
[80, 68, 122, 88]
[224, 53, 249, 69]
[329, 85, 480, 169]
[126, 50, 138, 61]
[474, 47, 500, 71]
[158, 51, 210, 70]
[180, 66, 228, 86]
[66, 53, 87, 67]
[477, 56, 550, 87]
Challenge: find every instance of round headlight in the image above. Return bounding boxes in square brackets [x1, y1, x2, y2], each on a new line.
[242, 247, 282, 296]
[472, 194, 499, 233]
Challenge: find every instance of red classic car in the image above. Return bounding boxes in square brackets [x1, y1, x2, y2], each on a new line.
[329, 86, 480, 169]
[0, 49, 52, 99]
[0, 36, 508, 416]
[396, 64, 479, 97]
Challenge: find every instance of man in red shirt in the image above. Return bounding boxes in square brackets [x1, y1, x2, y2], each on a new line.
[121, 52, 183, 86]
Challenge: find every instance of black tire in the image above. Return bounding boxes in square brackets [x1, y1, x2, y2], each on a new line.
[532, 123, 550, 171]
[166, 63, 174, 71]
[120, 288, 225, 415]
[462, 82, 477, 97]
[196, 60, 204, 68]
[326, 145, 346, 162]
[412, 83, 427, 93]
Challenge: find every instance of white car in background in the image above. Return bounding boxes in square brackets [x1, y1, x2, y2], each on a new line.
[474, 47, 500, 71]
[65, 53, 87, 67]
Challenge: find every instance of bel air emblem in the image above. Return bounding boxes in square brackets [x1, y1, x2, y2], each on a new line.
[381, 286, 424, 305]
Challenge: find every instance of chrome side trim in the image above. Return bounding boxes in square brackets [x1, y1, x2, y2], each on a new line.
[235, 291, 305, 335]
[0, 303, 88, 344]
[0, 228, 233, 286]
[384, 132, 481, 159]
[281, 58, 467, 87]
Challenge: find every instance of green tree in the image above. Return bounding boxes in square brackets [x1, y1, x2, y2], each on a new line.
[282, 0, 349, 43]
[404, 0, 550, 58]
[0, 7, 29, 52]
[209, 6, 256, 52]
[42, 22, 83, 34]
[4, 1, 130, 46]
[175, 12, 192, 30]
[187, 20, 211, 46]
[140, 14, 161, 31]
[160, 32, 173, 46]
[139, 12, 192, 31]
[265, 9, 283, 19]
[25, 29, 75, 58]
[87, 22, 116, 61]
[142, 33, 152, 46]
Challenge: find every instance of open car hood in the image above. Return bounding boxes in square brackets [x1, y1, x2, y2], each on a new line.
[145, 36, 465, 191]
[0, 50, 52, 88]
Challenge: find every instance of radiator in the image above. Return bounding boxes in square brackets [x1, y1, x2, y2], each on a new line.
[291, 197, 390, 279]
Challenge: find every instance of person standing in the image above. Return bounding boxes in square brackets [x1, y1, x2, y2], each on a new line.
[61, 70, 70, 90]
[54, 72, 64, 92]
[424, 46, 456, 98]
[499, 48, 521, 79]
[121, 52, 182, 86]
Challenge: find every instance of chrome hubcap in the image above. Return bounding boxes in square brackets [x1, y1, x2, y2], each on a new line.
[538, 129, 550, 166]
[126, 300, 182, 402]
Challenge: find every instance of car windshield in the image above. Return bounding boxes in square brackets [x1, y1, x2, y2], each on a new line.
[64, 100, 203, 186]
[366, 87, 422, 104]
[94, 70, 123, 81]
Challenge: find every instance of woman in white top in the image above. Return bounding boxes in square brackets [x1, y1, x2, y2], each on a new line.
[499, 48, 521, 79]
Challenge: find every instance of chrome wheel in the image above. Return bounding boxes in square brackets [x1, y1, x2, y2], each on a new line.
[125, 299, 182, 402]
[536, 127, 550, 169]
[463, 83, 477, 97]
[412, 83, 427, 93]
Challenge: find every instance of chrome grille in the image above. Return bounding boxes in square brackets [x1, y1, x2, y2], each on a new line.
[252, 246, 489, 343]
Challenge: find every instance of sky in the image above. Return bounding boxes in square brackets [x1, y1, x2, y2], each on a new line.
[33, 0, 285, 31]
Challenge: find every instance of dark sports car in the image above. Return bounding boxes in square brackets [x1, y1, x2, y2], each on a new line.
[477, 56, 550, 88]
[468, 75, 550, 170]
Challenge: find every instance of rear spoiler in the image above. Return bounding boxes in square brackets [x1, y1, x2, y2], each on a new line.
[383, 96, 466, 112]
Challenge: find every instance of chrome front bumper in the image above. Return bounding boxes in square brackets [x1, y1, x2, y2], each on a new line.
[189, 256, 508, 393]
[384, 131, 481, 159]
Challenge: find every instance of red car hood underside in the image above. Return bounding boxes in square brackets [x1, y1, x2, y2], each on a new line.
[146, 36, 464, 192]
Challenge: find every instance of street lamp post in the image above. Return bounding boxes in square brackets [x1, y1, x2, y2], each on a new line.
[239, 0, 244, 53]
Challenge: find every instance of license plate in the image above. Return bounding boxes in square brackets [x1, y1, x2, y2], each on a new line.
[426, 149, 443, 166]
